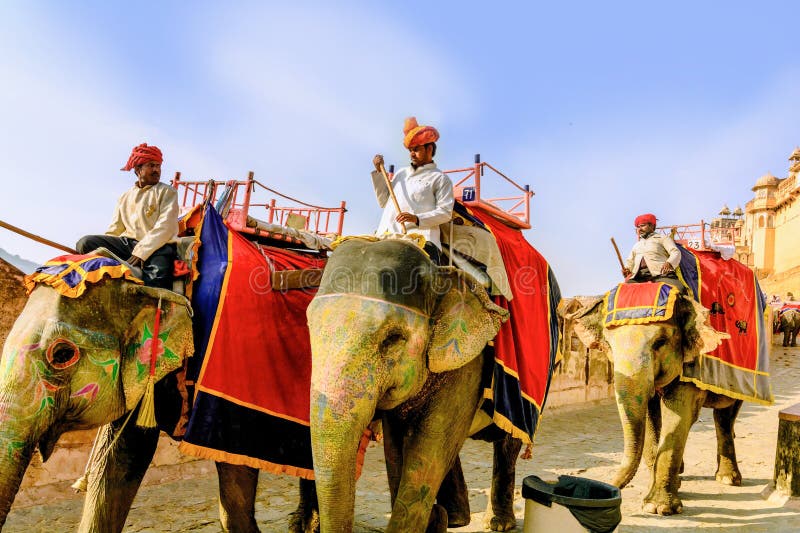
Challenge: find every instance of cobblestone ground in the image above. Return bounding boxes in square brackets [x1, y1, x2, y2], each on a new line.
[6, 345, 800, 532]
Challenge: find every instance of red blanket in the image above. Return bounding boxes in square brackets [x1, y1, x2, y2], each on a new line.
[179, 204, 371, 478]
[467, 206, 560, 443]
[677, 247, 772, 404]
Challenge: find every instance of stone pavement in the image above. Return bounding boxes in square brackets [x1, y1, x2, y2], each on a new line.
[6, 344, 800, 532]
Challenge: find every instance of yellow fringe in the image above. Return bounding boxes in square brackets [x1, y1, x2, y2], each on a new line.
[177, 429, 373, 481]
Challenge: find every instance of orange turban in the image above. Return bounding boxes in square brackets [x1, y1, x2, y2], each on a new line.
[121, 143, 163, 171]
[402, 117, 439, 149]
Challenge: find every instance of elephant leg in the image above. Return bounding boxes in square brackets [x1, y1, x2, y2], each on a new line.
[485, 434, 522, 532]
[644, 395, 661, 469]
[643, 383, 703, 515]
[435, 455, 470, 527]
[383, 411, 449, 533]
[714, 400, 743, 486]
[385, 358, 483, 533]
[78, 417, 160, 533]
[216, 462, 259, 533]
[288, 478, 319, 533]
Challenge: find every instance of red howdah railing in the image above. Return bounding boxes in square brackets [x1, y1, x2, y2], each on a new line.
[171, 172, 347, 240]
[443, 154, 533, 230]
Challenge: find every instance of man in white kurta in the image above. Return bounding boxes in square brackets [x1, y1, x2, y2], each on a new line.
[371, 117, 454, 263]
[77, 143, 178, 288]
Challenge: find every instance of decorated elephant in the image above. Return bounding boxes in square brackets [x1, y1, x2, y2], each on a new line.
[559, 287, 748, 515]
[307, 238, 527, 532]
[0, 277, 193, 529]
[778, 307, 800, 347]
[0, 271, 325, 533]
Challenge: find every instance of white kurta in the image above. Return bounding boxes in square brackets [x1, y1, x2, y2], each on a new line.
[106, 181, 179, 260]
[371, 163, 454, 249]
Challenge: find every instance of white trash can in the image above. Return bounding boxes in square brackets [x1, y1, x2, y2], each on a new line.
[522, 475, 621, 533]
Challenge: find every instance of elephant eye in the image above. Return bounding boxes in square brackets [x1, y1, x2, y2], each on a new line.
[380, 330, 406, 352]
[652, 337, 668, 351]
[46, 339, 81, 369]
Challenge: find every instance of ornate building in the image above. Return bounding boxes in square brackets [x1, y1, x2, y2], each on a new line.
[737, 147, 800, 277]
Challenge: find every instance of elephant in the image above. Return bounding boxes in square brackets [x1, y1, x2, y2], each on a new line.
[778, 308, 800, 347]
[307, 238, 520, 532]
[0, 279, 192, 529]
[0, 278, 321, 533]
[560, 292, 741, 515]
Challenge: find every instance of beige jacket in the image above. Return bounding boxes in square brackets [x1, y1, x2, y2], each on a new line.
[106, 182, 179, 260]
[624, 232, 681, 277]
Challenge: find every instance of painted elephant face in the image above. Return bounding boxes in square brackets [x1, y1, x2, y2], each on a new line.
[0, 280, 192, 460]
[309, 239, 507, 411]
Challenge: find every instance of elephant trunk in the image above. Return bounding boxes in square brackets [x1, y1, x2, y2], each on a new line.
[611, 368, 652, 488]
[0, 442, 34, 528]
[310, 386, 377, 533]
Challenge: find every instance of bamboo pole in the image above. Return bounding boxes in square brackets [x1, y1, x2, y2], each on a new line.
[378, 163, 406, 234]
[0, 219, 77, 254]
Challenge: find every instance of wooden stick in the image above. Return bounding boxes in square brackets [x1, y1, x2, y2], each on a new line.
[610, 237, 625, 272]
[0, 219, 78, 254]
[378, 163, 406, 234]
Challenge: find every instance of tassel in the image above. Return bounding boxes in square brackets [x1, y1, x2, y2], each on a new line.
[71, 474, 88, 492]
[137, 298, 162, 429]
[521, 443, 533, 460]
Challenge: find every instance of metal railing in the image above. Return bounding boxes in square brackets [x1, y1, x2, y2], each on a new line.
[656, 220, 741, 250]
[171, 172, 347, 240]
[444, 154, 534, 230]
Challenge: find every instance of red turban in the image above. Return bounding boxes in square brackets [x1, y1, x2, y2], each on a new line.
[402, 117, 439, 149]
[634, 213, 657, 226]
[121, 143, 163, 171]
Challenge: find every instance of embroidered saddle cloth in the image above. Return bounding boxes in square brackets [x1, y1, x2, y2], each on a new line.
[603, 282, 678, 327]
[24, 253, 142, 298]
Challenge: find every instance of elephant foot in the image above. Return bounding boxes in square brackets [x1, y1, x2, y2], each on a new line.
[486, 513, 517, 532]
[716, 470, 742, 486]
[446, 509, 471, 528]
[287, 509, 319, 533]
[425, 504, 449, 533]
[643, 490, 683, 515]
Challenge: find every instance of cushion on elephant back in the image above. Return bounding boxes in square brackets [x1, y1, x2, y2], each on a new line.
[779, 304, 800, 317]
[23, 253, 143, 298]
[603, 282, 679, 327]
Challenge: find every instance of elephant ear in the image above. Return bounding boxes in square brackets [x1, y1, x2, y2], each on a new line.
[677, 294, 730, 363]
[119, 285, 194, 411]
[558, 296, 610, 354]
[427, 267, 509, 373]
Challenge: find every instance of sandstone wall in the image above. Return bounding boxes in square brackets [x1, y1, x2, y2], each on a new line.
[0, 258, 28, 348]
[547, 331, 614, 407]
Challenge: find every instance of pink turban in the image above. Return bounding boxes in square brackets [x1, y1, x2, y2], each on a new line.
[402, 117, 439, 149]
[634, 213, 657, 227]
[121, 143, 163, 171]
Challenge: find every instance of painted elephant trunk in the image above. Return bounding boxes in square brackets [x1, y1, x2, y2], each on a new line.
[310, 384, 376, 533]
[611, 368, 652, 488]
[0, 440, 34, 528]
[0, 393, 51, 528]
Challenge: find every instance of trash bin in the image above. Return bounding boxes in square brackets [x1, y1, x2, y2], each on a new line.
[522, 474, 622, 533]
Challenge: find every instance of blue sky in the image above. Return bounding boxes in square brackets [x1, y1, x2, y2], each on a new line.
[1, 1, 798, 296]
